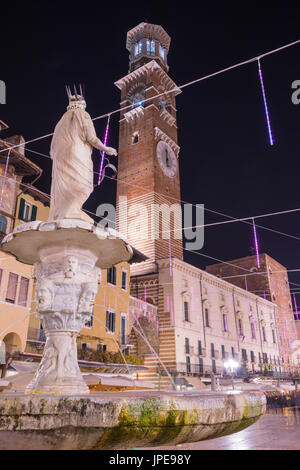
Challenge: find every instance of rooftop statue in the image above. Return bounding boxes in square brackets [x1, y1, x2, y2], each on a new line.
[48, 86, 117, 223]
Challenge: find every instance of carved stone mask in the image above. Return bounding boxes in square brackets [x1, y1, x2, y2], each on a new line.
[64, 256, 79, 278]
[78, 283, 98, 312]
[37, 282, 53, 310]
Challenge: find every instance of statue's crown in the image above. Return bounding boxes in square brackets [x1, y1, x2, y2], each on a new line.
[66, 84, 86, 109]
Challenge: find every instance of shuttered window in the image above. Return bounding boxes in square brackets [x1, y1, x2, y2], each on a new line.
[6, 273, 18, 303]
[107, 266, 116, 285]
[18, 277, 29, 307]
[106, 311, 115, 333]
[18, 198, 37, 222]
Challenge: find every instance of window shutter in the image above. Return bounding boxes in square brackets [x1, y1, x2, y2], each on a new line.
[18, 198, 25, 221]
[106, 311, 110, 331]
[18, 277, 29, 306]
[31, 205, 37, 221]
[112, 313, 115, 333]
[113, 267, 116, 285]
[6, 273, 18, 303]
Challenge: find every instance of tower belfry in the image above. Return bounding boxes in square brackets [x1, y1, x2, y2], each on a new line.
[115, 22, 183, 275]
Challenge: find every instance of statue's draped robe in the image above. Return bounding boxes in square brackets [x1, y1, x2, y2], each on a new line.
[49, 108, 104, 222]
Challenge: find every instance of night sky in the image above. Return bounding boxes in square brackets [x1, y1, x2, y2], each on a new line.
[1, 2, 300, 295]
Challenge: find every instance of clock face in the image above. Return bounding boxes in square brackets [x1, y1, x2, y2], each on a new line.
[156, 141, 177, 178]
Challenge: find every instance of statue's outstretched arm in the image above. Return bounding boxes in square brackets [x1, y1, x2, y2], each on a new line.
[84, 113, 117, 156]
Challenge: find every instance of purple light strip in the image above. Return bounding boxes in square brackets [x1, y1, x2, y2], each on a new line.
[258, 59, 274, 146]
[252, 218, 261, 268]
[293, 294, 299, 320]
[171, 298, 174, 324]
[0, 150, 11, 209]
[97, 115, 111, 185]
[169, 237, 173, 277]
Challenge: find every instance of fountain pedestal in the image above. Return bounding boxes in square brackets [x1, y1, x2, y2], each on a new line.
[1, 219, 133, 395]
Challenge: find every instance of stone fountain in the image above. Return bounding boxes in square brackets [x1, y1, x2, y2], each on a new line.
[0, 90, 266, 449]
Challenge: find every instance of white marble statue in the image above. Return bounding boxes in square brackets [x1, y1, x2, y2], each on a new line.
[49, 87, 117, 223]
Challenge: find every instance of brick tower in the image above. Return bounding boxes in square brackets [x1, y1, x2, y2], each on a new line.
[115, 22, 183, 276]
[114, 23, 184, 386]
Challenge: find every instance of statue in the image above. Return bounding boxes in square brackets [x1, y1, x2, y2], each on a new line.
[48, 86, 117, 223]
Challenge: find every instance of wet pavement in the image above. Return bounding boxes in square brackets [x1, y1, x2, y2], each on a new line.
[139, 406, 300, 450]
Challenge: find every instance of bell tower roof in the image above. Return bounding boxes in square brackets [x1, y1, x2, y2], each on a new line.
[126, 22, 171, 52]
[126, 22, 171, 73]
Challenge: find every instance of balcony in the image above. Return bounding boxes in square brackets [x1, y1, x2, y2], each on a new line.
[175, 362, 204, 376]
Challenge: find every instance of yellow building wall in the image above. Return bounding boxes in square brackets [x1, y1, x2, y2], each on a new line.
[0, 252, 34, 352]
[14, 193, 49, 228]
[14, 193, 50, 343]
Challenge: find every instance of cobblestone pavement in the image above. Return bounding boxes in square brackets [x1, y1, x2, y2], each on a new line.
[139, 407, 300, 450]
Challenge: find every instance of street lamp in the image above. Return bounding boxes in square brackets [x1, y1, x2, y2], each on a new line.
[224, 359, 239, 390]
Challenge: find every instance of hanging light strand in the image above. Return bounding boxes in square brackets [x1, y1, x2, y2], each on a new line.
[258, 58, 274, 146]
[252, 217, 261, 268]
[97, 114, 111, 185]
[0, 149, 11, 209]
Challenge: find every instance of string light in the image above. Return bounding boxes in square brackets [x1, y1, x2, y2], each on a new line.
[97, 114, 111, 185]
[252, 218, 261, 268]
[0, 149, 11, 209]
[169, 238, 172, 277]
[258, 58, 274, 146]
[293, 294, 299, 320]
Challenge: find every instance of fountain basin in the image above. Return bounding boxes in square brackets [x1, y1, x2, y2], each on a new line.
[0, 390, 266, 450]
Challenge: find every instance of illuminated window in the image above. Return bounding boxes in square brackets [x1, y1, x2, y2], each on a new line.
[159, 45, 165, 60]
[151, 40, 155, 56]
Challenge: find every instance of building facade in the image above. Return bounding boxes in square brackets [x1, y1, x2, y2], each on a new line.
[206, 254, 298, 372]
[0, 133, 42, 352]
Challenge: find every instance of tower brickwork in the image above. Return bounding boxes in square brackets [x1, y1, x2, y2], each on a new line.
[115, 23, 183, 276]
